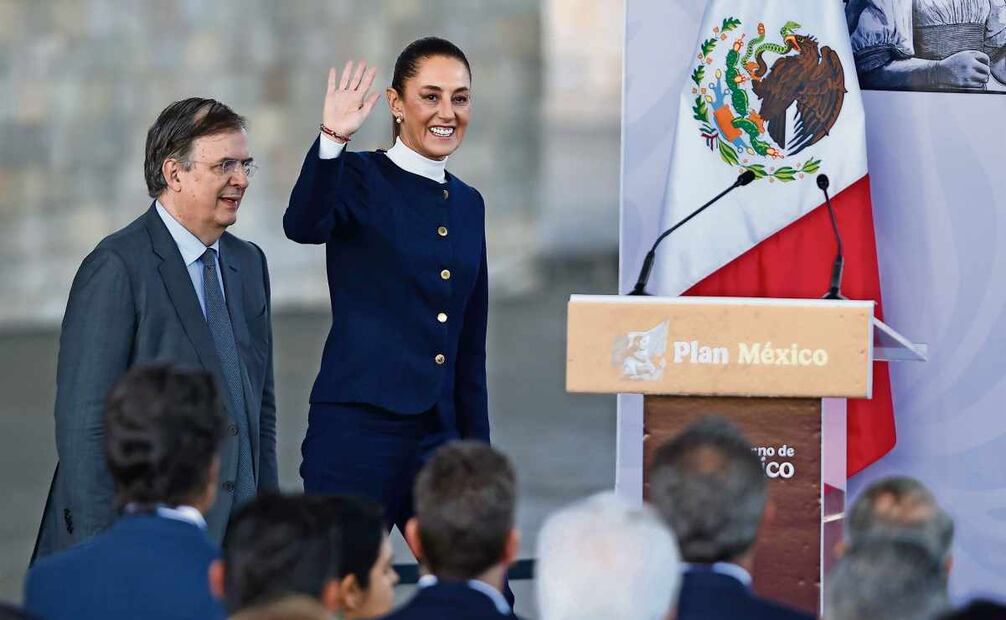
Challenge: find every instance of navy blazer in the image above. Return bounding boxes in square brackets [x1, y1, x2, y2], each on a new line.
[383, 581, 516, 620]
[34, 205, 277, 558]
[677, 570, 815, 620]
[284, 140, 489, 440]
[25, 513, 225, 620]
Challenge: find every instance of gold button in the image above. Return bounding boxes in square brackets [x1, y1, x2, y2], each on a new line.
[442, 189, 449, 200]
[435, 353, 446, 365]
[440, 269, 451, 280]
[437, 312, 448, 323]
[437, 226, 448, 237]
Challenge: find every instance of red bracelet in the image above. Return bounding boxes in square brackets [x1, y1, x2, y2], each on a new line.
[319, 123, 351, 143]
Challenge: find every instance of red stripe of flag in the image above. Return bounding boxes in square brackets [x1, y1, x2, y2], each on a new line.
[683, 175, 895, 476]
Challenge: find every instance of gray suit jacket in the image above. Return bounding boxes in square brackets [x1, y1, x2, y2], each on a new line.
[33, 204, 278, 560]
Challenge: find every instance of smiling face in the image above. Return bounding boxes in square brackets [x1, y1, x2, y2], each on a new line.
[387, 55, 472, 160]
[163, 130, 250, 243]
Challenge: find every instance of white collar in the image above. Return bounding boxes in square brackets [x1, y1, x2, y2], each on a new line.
[385, 139, 448, 184]
[156, 505, 208, 530]
[124, 503, 207, 530]
[683, 562, 753, 587]
[416, 575, 511, 615]
[155, 201, 220, 267]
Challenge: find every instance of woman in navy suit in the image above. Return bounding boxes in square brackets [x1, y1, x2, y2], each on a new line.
[284, 38, 489, 535]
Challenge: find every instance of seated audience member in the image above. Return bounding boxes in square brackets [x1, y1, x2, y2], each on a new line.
[536, 492, 681, 620]
[211, 493, 342, 615]
[325, 495, 400, 619]
[229, 595, 331, 620]
[24, 364, 226, 620]
[825, 538, 949, 620]
[940, 600, 1006, 620]
[387, 440, 519, 620]
[649, 417, 813, 620]
[845, 475, 954, 572]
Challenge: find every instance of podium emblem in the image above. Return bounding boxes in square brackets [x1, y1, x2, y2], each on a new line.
[613, 321, 669, 381]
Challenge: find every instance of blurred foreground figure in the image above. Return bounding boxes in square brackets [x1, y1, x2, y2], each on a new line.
[387, 441, 519, 619]
[845, 475, 954, 572]
[26, 365, 227, 620]
[536, 492, 681, 620]
[649, 417, 813, 620]
[825, 538, 949, 620]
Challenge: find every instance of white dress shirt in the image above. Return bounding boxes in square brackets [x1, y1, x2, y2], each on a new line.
[156, 505, 208, 530]
[155, 202, 225, 318]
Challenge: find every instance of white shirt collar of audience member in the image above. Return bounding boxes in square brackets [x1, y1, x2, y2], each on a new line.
[682, 561, 753, 587]
[318, 133, 448, 184]
[125, 503, 208, 530]
[417, 574, 511, 615]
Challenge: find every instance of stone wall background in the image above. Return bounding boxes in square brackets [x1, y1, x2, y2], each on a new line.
[0, 0, 621, 324]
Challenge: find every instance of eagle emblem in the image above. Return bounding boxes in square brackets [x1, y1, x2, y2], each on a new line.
[613, 321, 669, 381]
[691, 18, 847, 182]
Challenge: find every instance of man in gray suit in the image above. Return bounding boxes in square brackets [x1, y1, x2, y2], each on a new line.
[34, 98, 277, 559]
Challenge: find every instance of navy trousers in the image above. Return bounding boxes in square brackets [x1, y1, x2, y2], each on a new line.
[300, 402, 515, 608]
[301, 402, 453, 531]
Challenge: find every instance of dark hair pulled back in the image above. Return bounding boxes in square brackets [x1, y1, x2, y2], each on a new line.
[390, 37, 471, 141]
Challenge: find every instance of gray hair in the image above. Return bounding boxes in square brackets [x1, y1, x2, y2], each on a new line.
[825, 539, 949, 620]
[536, 492, 681, 620]
[847, 476, 954, 564]
[648, 417, 766, 562]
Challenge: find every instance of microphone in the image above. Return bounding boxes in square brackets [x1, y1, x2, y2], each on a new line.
[817, 174, 845, 300]
[630, 170, 757, 296]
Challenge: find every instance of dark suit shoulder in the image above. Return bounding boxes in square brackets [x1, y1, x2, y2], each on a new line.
[750, 596, 815, 620]
[679, 572, 814, 620]
[93, 210, 155, 256]
[383, 582, 509, 620]
[446, 172, 484, 207]
[220, 230, 265, 264]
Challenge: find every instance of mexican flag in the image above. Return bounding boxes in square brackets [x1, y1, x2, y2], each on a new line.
[653, 0, 894, 476]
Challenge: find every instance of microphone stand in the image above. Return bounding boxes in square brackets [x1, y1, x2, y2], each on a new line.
[630, 170, 756, 296]
[817, 174, 845, 300]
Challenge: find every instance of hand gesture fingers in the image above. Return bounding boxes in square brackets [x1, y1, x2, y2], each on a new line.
[338, 60, 353, 90]
[323, 60, 381, 138]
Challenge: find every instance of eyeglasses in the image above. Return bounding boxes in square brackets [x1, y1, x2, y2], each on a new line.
[181, 158, 259, 178]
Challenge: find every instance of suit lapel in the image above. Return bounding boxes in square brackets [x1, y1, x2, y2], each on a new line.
[143, 205, 226, 386]
[219, 234, 260, 474]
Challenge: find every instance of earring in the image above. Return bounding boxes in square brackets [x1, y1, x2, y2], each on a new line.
[395, 116, 403, 124]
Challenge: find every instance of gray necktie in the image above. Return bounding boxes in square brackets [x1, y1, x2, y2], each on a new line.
[201, 248, 256, 504]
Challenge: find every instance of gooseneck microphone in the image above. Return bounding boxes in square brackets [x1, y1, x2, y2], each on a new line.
[629, 169, 757, 296]
[817, 174, 845, 300]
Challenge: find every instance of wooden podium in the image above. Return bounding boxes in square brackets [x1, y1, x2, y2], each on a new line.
[566, 295, 925, 615]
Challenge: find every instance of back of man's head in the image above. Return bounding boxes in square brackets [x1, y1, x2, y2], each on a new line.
[411, 441, 517, 580]
[105, 364, 224, 510]
[825, 539, 949, 620]
[846, 476, 953, 566]
[648, 417, 766, 563]
[219, 494, 341, 613]
[536, 492, 681, 620]
[228, 595, 331, 620]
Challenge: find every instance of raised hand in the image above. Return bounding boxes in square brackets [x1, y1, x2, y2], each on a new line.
[322, 61, 381, 139]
